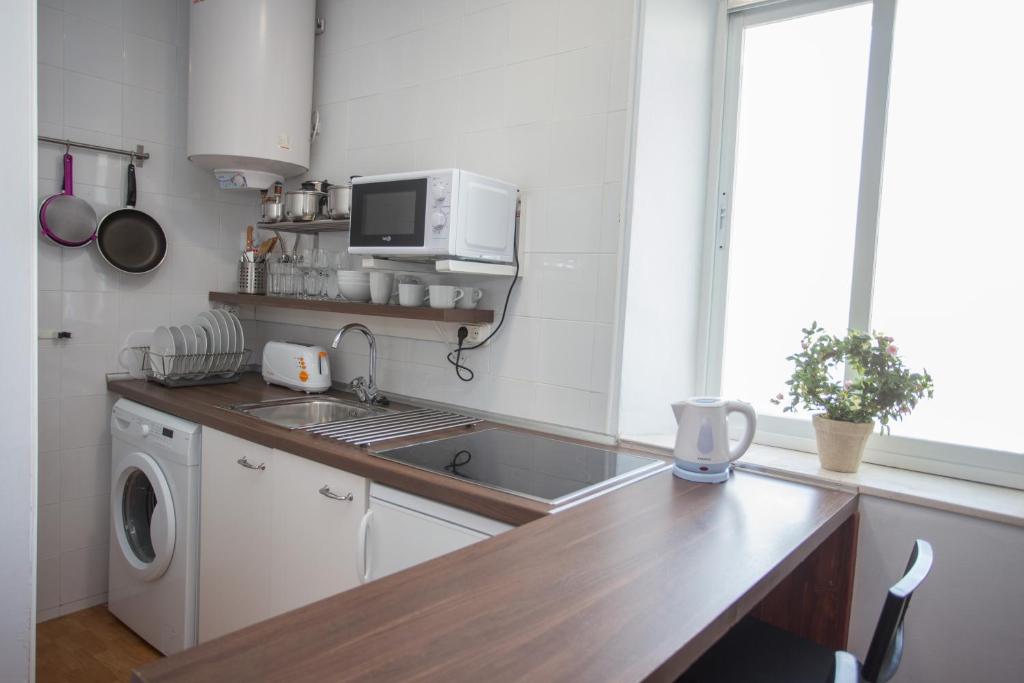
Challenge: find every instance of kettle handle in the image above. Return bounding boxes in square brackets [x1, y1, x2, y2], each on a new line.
[726, 401, 757, 460]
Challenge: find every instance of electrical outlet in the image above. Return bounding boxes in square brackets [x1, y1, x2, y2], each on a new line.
[459, 324, 491, 345]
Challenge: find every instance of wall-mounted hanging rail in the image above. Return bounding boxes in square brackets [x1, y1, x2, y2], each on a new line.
[38, 136, 150, 167]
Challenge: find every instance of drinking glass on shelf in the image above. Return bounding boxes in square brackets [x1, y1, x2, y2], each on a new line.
[279, 257, 297, 297]
[304, 270, 320, 298]
[295, 248, 313, 299]
[332, 252, 348, 299]
[313, 248, 331, 299]
[268, 258, 284, 296]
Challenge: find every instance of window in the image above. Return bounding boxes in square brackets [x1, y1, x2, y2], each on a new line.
[706, 0, 1024, 486]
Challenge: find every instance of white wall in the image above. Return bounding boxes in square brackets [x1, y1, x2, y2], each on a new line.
[245, 0, 637, 435]
[3, 0, 38, 677]
[35, 0, 256, 620]
[617, 0, 719, 437]
[850, 496, 1024, 682]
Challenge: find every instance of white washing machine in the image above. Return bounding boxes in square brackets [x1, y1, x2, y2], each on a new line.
[109, 399, 201, 655]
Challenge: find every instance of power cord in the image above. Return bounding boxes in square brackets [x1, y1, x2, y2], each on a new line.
[446, 204, 521, 381]
[448, 326, 475, 381]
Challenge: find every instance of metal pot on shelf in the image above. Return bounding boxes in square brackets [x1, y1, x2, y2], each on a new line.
[283, 190, 325, 222]
[326, 183, 352, 219]
[301, 179, 330, 193]
[261, 195, 284, 223]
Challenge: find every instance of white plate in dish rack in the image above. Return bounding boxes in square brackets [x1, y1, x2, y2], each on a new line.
[151, 326, 178, 376]
[180, 324, 199, 374]
[193, 324, 212, 374]
[211, 309, 235, 354]
[227, 311, 244, 352]
[194, 312, 222, 354]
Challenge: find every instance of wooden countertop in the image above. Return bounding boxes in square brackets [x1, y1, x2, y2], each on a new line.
[107, 375, 556, 525]
[110, 375, 857, 683]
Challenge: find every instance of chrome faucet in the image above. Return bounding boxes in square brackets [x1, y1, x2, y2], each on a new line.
[331, 323, 388, 405]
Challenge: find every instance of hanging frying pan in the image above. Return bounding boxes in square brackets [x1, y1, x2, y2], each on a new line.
[96, 161, 167, 274]
[39, 152, 98, 247]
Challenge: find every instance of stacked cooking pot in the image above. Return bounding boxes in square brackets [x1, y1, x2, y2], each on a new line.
[262, 177, 357, 223]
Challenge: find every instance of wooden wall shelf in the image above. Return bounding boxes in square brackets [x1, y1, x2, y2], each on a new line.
[209, 292, 495, 323]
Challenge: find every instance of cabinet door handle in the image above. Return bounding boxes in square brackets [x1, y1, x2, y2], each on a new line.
[236, 456, 266, 471]
[357, 509, 373, 584]
[318, 485, 353, 501]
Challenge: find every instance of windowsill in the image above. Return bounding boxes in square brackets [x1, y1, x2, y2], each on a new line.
[620, 435, 1024, 528]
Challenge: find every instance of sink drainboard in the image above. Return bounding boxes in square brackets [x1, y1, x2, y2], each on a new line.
[299, 408, 482, 446]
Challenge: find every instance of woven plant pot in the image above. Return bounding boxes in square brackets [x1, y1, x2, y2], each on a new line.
[812, 415, 873, 473]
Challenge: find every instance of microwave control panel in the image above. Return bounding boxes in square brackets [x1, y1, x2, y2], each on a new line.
[428, 175, 452, 237]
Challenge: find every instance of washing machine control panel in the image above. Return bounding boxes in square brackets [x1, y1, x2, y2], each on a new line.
[111, 399, 201, 465]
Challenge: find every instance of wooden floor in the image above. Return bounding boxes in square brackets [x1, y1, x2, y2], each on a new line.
[36, 605, 162, 683]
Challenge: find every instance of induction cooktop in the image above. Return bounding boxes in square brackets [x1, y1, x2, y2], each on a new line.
[371, 428, 666, 505]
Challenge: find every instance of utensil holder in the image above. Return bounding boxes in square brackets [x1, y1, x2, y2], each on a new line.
[238, 261, 267, 294]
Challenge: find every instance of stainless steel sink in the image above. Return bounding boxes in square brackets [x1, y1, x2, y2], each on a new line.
[228, 396, 389, 429]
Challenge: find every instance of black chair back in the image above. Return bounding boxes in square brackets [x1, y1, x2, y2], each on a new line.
[861, 539, 934, 683]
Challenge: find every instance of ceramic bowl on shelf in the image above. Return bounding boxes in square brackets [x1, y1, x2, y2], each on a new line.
[335, 270, 370, 302]
[336, 270, 369, 282]
[338, 281, 371, 302]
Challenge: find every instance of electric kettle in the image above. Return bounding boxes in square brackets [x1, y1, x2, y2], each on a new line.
[671, 397, 757, 483]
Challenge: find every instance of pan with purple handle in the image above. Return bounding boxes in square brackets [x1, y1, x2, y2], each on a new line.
[39, 152, 98, 247]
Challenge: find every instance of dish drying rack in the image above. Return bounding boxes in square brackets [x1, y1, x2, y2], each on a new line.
[128, 347, 251, 388]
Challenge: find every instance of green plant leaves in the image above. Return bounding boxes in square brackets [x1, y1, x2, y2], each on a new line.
[769, 323, 934, 432]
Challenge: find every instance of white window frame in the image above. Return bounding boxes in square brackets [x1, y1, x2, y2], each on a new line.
[699, 0, 1024, 489]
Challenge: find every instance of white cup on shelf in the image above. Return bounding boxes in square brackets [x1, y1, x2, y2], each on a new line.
[428, 285, 464, 309]
[455, 287, 484, 309]
[369, 271, 395, 305]
[398, 283, 428, 307]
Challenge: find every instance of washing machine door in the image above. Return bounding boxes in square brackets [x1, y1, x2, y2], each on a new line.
[111, 451, 176, 582]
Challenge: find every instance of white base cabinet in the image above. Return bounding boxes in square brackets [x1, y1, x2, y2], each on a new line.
[198, 429, 275, 643]
[198, 428, 367, 643]
[365, 484, 513, 582]
[270, 451, 365, 615]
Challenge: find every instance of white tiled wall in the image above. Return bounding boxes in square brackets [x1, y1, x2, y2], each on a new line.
[247, 0, 635, 433]
[35, 0, 257, 621]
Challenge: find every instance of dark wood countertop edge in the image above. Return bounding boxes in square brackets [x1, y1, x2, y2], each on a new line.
[106, 377, 551, 525]
[114, 376, 861, 683]
[105, 376, 670, 526]
[645, 493, 859, 681]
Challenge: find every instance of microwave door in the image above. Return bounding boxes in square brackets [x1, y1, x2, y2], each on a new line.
[350, 179, 428, 248]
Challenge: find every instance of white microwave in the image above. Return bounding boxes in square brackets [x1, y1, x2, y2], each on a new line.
[348, 169, 518, 263]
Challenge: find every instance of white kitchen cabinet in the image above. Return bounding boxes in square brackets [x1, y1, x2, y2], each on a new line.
[269, 449, 366, 616]
[198, 429, 276, 643]
[365, 484, 512, 582]
[198, 428, 367, 643]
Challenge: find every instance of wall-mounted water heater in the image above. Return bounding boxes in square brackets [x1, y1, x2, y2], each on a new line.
[187, 0, 316, 190]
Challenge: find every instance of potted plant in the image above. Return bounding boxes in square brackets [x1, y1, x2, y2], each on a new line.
[771, 323, 934, 473]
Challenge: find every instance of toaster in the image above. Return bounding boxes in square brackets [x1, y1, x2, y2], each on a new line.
[261, 341, 332, 393]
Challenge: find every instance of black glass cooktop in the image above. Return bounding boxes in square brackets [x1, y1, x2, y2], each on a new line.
[372, 428, 665, 504]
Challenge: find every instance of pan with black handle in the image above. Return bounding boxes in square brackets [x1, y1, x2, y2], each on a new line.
[96, 161, 167, 274]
